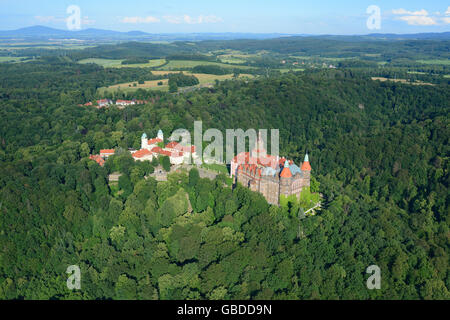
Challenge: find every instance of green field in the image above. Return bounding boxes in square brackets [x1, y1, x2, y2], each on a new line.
[115, 59, 166, 68]
[78, 58, 124, 67]
[0, 56, 29, 63]
[0, 43, 95, 50]
[78, 58, 166, 68]
[158, 60, 255, 70]
[98, 72, 254, 94]
[417, 59, 450, 65]
[280, 68, 305, 73]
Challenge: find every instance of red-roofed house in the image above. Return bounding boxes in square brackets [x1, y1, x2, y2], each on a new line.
[116, 100, 135, 107]
[165, 141, 198, 162]
[89, 155, 105, 166]
[132, 149, 153, 161]
[97, 99, 112, 108]
[100, 149, 115, 158]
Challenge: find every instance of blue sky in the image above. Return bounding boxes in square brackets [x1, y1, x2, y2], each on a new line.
[1, 0, 449, 34]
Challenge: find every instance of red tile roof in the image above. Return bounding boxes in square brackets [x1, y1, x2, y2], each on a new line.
[151, 147, 173, 157]
[100, 149, 115, 154]
[301, 161, 312, 171]
[165, 141, 178, 149]
[132, 149, 152, 159]
[148, 138, 163, 145]
[280, 167, 292, 178]
[100, 149, 115, 155]
[166, 141, 196, 153]
[89, 155, 105, 166]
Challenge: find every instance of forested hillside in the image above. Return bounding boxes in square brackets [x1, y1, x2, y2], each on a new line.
[0, 59, 448, 299]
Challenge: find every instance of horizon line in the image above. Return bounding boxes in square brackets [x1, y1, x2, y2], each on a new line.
[1, 25, 449, 37]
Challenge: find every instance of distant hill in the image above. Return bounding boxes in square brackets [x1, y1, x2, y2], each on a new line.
[366, 32, 450, 40]
[1, 25, 449, 42]
[0, 25, 294, 41]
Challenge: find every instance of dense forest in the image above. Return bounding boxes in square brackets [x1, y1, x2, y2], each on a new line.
[0, 56, 448, 300]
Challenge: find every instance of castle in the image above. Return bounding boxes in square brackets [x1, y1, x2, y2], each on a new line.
[231, 133, 311, 206]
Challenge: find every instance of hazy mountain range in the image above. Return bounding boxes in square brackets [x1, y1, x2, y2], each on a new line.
[0, 25, 449, 42]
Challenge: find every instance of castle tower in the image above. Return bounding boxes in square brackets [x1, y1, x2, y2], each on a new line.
[141, 133, 148, 150]
[279, 160, 292, 196]
[301, 153, 312, 183]
[157, 130, 164, 142]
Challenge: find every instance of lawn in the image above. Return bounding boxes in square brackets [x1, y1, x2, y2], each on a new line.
[201, 163, 229, 175]
[298, 188, 321, 213]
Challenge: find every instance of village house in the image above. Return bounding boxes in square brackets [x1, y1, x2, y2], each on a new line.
[115, 100, 136, 107]
[89, 155, 105, 166]
[100, 149, 116, 158]
[97, 99, 113, 108]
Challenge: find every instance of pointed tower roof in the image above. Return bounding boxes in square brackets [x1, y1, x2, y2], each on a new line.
[301, 153, 312, 171]
[142, 133, 147, 139]
[280, 167, 292, 178]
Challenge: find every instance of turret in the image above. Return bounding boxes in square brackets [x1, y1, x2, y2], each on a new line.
[301, 153, 311, 184]
[157, 130, 164, 142]
[279, 160, 292, 196]
[301, 154, 311, 171]
[141, 133, 148, 150]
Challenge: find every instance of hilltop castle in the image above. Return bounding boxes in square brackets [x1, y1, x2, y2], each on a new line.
[231, 133, 311, 205]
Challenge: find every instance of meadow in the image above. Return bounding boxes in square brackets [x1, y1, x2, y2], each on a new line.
[416, 59, 450, 65]
[78, 58, 166, 68]
[0, 56, 30, 63]
[98, 72, 254, 93]
[157, 60, 255, 70]
[371, 77, 434, 86]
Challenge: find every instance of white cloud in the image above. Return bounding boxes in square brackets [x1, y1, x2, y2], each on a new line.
[35, 16, 65, 23]
[442, 17, 450, 24]
[398, 15, 437, 25]
[82, 17, 96, 25]
[35, 15, 95, 26]
[391, 8, 443, 26]
[163, 15, 183, 24]
[392, 8, 428, 16]
[446, 6, 450, 15]
[164, 15, 223, 24]
[121, 16, 160, 24]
